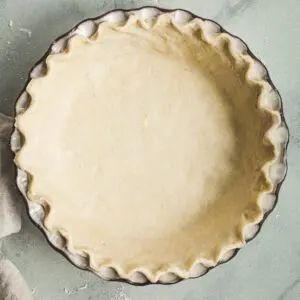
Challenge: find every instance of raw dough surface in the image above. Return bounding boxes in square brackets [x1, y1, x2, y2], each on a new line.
[16, 15, 274, 271]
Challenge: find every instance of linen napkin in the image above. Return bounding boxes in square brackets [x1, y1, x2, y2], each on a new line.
[0, 112, 33, 300]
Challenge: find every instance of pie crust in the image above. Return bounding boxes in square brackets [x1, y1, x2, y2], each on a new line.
[11, 8, 288, 284]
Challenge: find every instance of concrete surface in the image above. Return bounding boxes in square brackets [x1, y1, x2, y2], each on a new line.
[1, 0, 300, 299]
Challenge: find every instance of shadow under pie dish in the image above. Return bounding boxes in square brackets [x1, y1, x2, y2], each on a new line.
[11, 7, 288, 284]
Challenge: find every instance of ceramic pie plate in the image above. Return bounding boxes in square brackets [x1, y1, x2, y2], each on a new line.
[11, 7, 288, 284]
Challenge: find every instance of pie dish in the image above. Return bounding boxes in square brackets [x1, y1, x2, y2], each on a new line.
[11, 7, 288, 284]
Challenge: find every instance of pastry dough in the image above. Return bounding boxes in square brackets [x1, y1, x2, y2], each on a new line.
[13, 10, 287, 283]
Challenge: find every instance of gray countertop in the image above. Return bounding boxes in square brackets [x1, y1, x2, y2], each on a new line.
[1, 0, 300, 299]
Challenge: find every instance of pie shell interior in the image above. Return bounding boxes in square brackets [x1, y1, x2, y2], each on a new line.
[11, 8, 288, 284]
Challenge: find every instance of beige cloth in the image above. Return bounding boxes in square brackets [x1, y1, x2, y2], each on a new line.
[0, 112, 33, 300]
[0, 259, 33, 300]
[0, 113, 21, 239]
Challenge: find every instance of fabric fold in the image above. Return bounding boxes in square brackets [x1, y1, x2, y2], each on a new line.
[0, 113, 21, 239]
[0, 112, 33, 300]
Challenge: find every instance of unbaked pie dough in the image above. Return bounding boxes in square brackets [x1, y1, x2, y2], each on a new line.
[13, 10, 287, 283]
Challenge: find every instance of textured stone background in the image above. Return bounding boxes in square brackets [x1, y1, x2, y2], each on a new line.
[0, 0, 300, 299]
